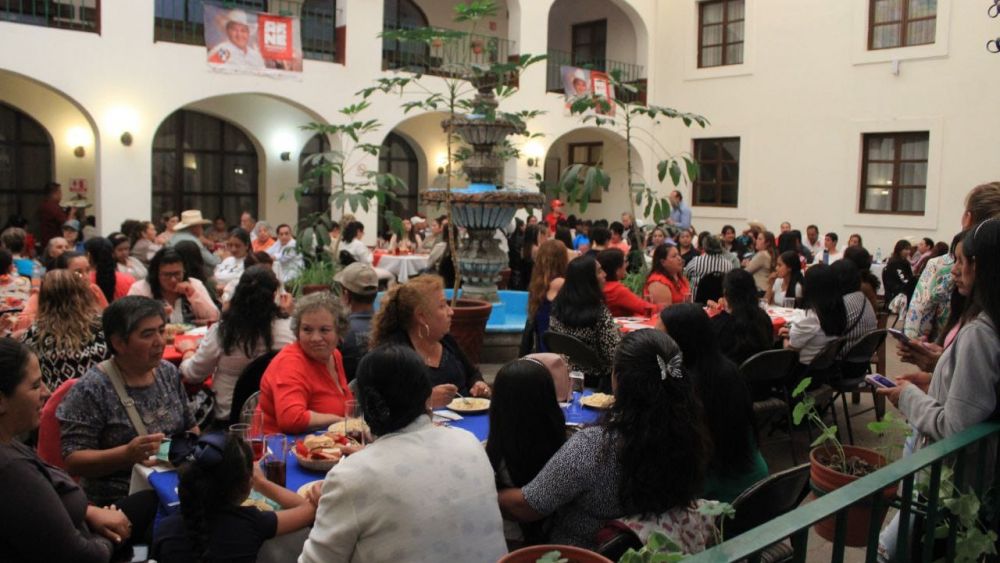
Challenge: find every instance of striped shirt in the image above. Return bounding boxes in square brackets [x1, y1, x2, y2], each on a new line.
[841, 291, 877, 359]
[684, 254, 736, 298]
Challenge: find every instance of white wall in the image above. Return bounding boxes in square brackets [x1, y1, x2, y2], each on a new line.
[547, 0, 637, 64]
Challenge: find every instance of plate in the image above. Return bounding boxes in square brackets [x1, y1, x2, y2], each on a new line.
[297, 480, 324, 498]
[624, 323, 653, 331]
[581, 393, 615, 410]
[241, 496, 274, 511]
[447, 397, 490, 413]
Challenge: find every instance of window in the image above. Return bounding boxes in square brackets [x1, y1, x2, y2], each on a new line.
[154, 0, 266, 45]
[860, 132, 928, 215]
[298, 133, 331, 219]
[692, 138, 739, 207]
[378, 133, 419, 233]
[0, 103, 53, 236]
[567, 142, 604, 203]
[152, 110, 259, 224]
[0, 0, 99, 33]
[869, 0, 936, 50]
[698, 0, 744, 68]
[301, 0, 338, 62]
[382, 0, 430, 71]
[571, 19, 608, 69]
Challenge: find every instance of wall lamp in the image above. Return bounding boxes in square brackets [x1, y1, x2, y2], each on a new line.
[120, 132, 133, 146]
[73, 146, 86, 158]
[281, 152, 292, 161]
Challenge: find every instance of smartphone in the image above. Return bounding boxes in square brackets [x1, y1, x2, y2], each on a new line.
[866, 374, 897, 389]
[156, 439, 172, 462]
[887, 328, 911, 345]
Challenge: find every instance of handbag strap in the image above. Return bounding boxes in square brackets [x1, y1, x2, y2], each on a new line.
[99, 359, 148, 436]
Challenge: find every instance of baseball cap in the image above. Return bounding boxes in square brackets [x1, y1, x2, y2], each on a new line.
[334, 263, 378, 296]
[62, 219, 81, 231]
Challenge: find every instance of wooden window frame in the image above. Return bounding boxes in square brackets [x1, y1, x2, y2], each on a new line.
[859, 132, 928, 215]
[692, 137, 740, 208]
[567, 141, 604, 203]
[867, 0, 936, 50]
[697, 0, 745, 68]
[571, 19, 608, 70]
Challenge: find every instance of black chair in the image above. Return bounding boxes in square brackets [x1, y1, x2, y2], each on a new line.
[724, 464, 811, 562]
[831, 329, 888, 445]
[543, 331, 605, 389]
[228, 351, 279, 426]
[800, 337, 846, 442]
[338, 250, 356, 267]
[595, 522, 643, 560]
[739, 349, 800, 462]
[694, 271, 725, 304]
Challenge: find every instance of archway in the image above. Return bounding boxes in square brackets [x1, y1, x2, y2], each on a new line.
[378, 132, 420, 233]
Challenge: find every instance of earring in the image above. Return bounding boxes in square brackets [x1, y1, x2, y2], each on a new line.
[419, 323, 430, 340]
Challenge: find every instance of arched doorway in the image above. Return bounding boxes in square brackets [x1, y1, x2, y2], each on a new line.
[382, 0, 430, 71]
[378, 132, 419, 234]
[151, 109, 259, 224]
[0, 102, 53, 234]
[298, 133, 331, 220]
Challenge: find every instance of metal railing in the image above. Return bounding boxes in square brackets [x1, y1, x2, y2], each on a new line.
[545, 48, 646, 105]
[688, 422, 1000, 562]
[154, 0, 340, 63]
[0, 0, 99, 33]
[382, 21, 517, 78]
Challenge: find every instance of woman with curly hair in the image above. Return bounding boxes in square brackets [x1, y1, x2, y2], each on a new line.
[526, 239, 568, 353]
[20, 269, 111, 390]
[499, 329, 713, 551]
[84, 237, 135, 303]
[180, 265, 294, 423]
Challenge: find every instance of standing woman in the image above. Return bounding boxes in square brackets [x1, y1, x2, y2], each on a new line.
[527, 239, 568, 353]
[743, 230, 777, 293]
[109, 234, 147, 281]
[765, 250, 804, 307]
[85, 237, 135, 303]
[519, 224, 548, 291]
[644, 244, 690, 307]
[127, 247, 220, 325]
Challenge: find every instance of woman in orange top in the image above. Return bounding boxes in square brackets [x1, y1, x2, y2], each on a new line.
[645, 244, 691, 307]
[258, 292, 353, 434]
[251, 221, 277, 254]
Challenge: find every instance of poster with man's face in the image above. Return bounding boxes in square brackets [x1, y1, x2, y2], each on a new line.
[561, 66, 616, 116]
[204, 6, 303, 75]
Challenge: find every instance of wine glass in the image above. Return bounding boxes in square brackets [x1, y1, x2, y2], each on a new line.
[782, 297, 797, 310]
[343, 400, 365, 446]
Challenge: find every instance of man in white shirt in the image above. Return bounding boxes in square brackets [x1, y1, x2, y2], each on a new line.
[268, 223, 303, 284]
[806, 224, 823, 255]
[812, 232, 843, 265]
[207, 10, 265, 69]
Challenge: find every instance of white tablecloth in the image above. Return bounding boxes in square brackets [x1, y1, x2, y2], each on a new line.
[377, 254, 429, 283]
[870, 263, 886, 295]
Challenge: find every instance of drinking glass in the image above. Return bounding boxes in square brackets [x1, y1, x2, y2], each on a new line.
[342, 400, 365, 446]
[263, 434, 287, 487]
[682, 292, 694, 304]
[782, 297, 797, 310]
[569, 371, 585, 415]
[248, 410, 265, 462]
[228, 423, 250, 441]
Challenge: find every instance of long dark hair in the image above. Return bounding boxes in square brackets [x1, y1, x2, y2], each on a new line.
[777, 250, 803, 302]
[0, 338, 33, 397]
[843, 246, 881, 293]
[605, 330, 710, 516]
[173, 241, 209, 286]
[551, 255, 604, 327]
[84, 237, 117, 303]
[890, 239, 912, 261]
[177, 433, 253, 563]
[803, 264, 848, 336]
[659, 304, 756, 478]
[522, 224, 542, 262]
[963, 220, 1000, 329]
[356, 345, 432, 436]
[831, 258, 862, 296]
[649, 243, 671, 279]
[722, 269, 772, 358]
[147, 247, 188, 300]
[343, 221, 364, 244]
[596, 248, 625, 282]
[220, 266, 282, 356]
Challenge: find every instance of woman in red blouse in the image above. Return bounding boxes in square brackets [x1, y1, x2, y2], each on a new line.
[645, 244, 690, 307]
[596, 249, 654, 317]
[258, 292, 353, 434]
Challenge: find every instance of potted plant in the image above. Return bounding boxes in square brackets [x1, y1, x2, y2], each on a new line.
[791, 377, 896, 546]
[498, 546, 611, 563]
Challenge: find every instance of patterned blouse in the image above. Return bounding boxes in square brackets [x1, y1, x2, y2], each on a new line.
[902, 255, 954, 340]
[549, 306, 621, 385]
[0, 274, 31, 312]
[20, 320, 111, 390]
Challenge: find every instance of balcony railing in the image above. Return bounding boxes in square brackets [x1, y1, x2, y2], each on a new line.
[154, 0, 341, 63]
[0, 0, 99, 33]
[382, 22, 517, 79]
[545, 48, 646, 105]
[687, 422, 1000, 562]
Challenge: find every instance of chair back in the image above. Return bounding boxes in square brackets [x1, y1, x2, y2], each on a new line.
[239, 391, 261, 424]
[338, 250, 356, 267]
[542, 331, 602, 373]
[37, 378, 79, 471]
[724, 463, 811, 539]
[840, 329, 888, 364]
[805, 337, 845, 374]
[229, 351, 278, 426]
[694, 271, 725, 304]
[739, 349, 799, 385]
[524, 352, 571, 402]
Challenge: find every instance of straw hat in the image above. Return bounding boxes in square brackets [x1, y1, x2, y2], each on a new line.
[174, 210, 212, 231]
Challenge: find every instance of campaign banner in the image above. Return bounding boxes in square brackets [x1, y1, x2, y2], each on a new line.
[560, 65, 616, 116]
[204, 5, 303, 76]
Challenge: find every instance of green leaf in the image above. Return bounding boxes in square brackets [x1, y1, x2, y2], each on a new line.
[668, 160, 681, 186]
[657, 160, 668, 183]
[811, 426, 839, 448]
[792, 401, 809, 426]
[684, 156, 699, 182]
[792, 377, 812, 398]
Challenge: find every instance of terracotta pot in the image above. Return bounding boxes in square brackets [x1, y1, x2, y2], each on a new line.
[301, 284, 331, 295]
[449, 298, 492, 365]
[499, 545, 612, 563]
[470, 39, 484, 55]
[809, 445, 896, 547]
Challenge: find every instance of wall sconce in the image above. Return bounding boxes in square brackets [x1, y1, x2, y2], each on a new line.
[280, 152, 291, 161]
[523, 141, 545, 168]
[73, 146, 86, 158]
[437, 166, 446, 175]
[120, 132, 133, 146]
[526, 157, 537, 168]
[105, 106, 139, 148]
[67, 126, 90, 159]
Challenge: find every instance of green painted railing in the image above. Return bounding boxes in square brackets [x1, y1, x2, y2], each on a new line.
[545, 48, 646, 104]
[382, 21, 516, 78]
[0, 0, 99, 33]
[154, 0, 340, 63]
[688, 422, 1000, 562]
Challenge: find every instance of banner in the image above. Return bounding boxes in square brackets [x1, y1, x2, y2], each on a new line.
[204, 5, 302, 76]
[560, 66, 616, 116]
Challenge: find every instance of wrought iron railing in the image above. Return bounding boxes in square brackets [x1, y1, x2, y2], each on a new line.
[382, 21, 517, 79]
[687, 422, 1000, 562]
[545, 48, 646, 105]
[154, 0, 340, 63]
[0, 0, 99, 33]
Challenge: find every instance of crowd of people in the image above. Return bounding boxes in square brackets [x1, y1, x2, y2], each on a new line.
[0, 180, 997, 561]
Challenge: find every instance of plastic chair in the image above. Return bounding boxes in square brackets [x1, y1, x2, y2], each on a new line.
[542, 331, 606, 390]
[694, 270, 725, 304]
[739, 349, 800, 462]
[831, 329, 888, 445]
[724, 464, 811, 562]
[228, 351, 278, 426]
[239, 391, 261, 425]
[38, 378, 79, 471]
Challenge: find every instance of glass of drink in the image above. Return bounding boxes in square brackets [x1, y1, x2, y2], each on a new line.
[682, 292, 694, 304]
[228, 423, 250, 441]
[248, 410, 265, 462]
[569, 371, 585, 415]
[342, 400, 365, 446]
[782, 297, 797, 310]
[264, 434, 287, 488]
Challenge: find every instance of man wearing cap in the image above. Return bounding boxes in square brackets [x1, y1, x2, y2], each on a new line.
[544, 199, 566, 233]
[168, 210, 221, 268]
[335, 263, 378, 382]
[61, 219, 85, 253]
[666, 190, 692, 231]
[208, 10, 265, 69]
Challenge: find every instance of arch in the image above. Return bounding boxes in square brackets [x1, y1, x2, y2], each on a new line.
[0, 102, 55, 234]
[546, 0, 649, 75]
[383, 0, 431, 71]
[378, 132, 420, 233]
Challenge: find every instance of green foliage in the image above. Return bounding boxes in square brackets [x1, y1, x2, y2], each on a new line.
[623, 263, 649, 298]
[912, 465, 1000, 562]
[866, 411, 912, 463]
[790, 377, 848, 473]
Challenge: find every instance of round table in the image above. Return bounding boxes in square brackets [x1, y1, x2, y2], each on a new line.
[376, 254, 429, 283]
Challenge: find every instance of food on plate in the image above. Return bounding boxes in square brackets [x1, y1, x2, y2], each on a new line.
[447, 397, 490, 413]
[327, 418, 370, 438]
[241, 497, 273, 511]
[581, 392, 615, 409]
[163, 323, 193, 344]
[297, 480, 324, 498]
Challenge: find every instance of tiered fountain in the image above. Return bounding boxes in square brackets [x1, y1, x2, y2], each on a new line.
[421, 74, 545, 303]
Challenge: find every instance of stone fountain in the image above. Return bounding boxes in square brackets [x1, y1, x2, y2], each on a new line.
[421, 74, 544, 303]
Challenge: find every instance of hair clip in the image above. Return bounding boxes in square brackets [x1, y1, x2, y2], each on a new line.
[656, 353, 684, 380]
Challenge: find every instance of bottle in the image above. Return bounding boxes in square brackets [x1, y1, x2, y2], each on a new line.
[31, 261, 45, 291]
[874, 247, 883, 263]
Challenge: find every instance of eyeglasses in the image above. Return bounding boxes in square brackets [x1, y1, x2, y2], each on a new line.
[159, 270, 184, 279]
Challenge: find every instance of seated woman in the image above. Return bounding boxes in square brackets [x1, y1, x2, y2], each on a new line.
[109, 233, 147, 281]
[251, 221, 277, 254]
[780, 263, 846, 370]
[765, 250, 804, 306]
[842, 246, 881, 311]
[644, 244, 690, 307]
[743, 230, 777, 293]
[527, 240, 568, 353]
[180, 266, 294, 423]
[0, 338, 159, 562]
[340, 221, 372, 265]
[487, 358, 567, 546]
[258, 292, 353, 434]
[709, 269, 774, 366]
[214, 228, 252, 289]
[596, 248, 654, 317]
[0, 248, 31, 315]
[128, 247, 219, 325]
[20, 270, 111, 390]
[830, 259, 878, 357]
[882, 239, 916, 304]
[388, 217, 423, 253]
[129, 221, 162, 266]
[370, 274, 489, 405]
[85, 237, 135, 303]
[152, 432, 316, 562]
[659, 304, 768, 502]
[58, 296, 199, 508]
[300, 345, 507, 562]
[13, 251, 110, 334]
[499, 330, 712, 551]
